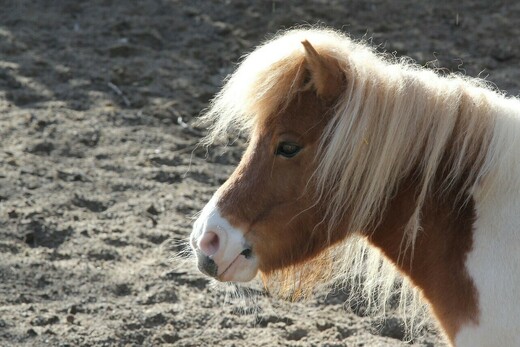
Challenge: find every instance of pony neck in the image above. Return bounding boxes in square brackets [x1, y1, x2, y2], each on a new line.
[367, 177, 478, 343]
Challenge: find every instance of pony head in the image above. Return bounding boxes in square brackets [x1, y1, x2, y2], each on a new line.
[190, 29, 351, 292]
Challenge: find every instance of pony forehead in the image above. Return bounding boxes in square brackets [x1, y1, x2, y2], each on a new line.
[201, 28, 373, 144]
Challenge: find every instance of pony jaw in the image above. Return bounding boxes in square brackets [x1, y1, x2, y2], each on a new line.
[191, 194, 259, 282]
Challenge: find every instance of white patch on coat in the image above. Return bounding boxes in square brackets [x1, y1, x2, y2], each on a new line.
[191, 194, 258, 282]
[456, 98, 520, 346]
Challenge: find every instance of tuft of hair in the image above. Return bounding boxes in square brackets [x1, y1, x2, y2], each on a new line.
[260, 235, 435, 338]
[163, 237, 196, 272]
[199, 27, 502, 337]
[167, 237, 266, 316]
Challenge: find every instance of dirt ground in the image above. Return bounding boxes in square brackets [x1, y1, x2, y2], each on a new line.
[1, 1, 519, 346]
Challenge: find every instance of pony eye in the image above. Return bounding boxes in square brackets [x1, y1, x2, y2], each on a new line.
[276, 142, 301, 158]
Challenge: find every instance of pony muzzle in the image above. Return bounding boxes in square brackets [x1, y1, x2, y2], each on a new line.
[190, 195, 259, 282]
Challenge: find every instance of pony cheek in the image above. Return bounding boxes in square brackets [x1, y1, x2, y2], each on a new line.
[248, 219, 314, 273]
[245, 229, 287, 273]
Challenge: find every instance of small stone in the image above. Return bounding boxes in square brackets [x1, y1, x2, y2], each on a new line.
[286, 327, 308, 341]
[27, 328, 38, 337]
[144, 313, 166, 328]
[162, 332, 180, 343]
[146, 204, 160, 215]
[31, 315, 59, 326]
[378, 317, 405, 340]
[316, 319, 334, 331]
[112, 283, 132, 296]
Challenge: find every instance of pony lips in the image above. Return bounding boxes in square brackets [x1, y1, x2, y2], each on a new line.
[195, 246, 254, 281]
[217, 249, 254, 282]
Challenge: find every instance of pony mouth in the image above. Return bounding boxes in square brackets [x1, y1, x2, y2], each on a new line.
[217, 248, 257, 282]
[240, 248, 253, 259]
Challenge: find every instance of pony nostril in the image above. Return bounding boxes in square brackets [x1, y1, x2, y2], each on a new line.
[199, 231, 220, 257]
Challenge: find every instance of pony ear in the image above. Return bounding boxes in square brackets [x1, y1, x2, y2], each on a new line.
[301, 40, 344, 101]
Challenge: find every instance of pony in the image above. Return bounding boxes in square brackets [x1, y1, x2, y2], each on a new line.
[189, 28, 520, 346]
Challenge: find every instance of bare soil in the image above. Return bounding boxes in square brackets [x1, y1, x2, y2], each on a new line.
[1, 1, 519, 346]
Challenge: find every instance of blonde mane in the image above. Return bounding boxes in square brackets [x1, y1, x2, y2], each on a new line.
[199, 28, 500, 335]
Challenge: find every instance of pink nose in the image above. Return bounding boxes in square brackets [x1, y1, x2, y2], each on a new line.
[198, 231, 220, 257]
